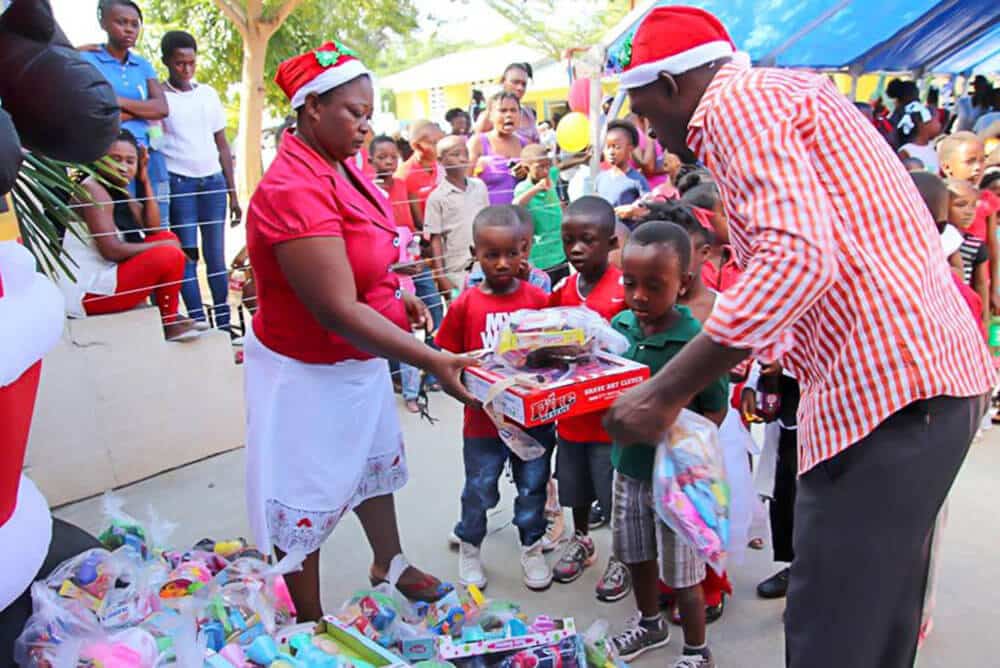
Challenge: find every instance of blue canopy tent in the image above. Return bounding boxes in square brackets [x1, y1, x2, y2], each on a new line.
[602, 0, 947, 73]
[601, 0, 999, 74]
[845, 0, 999, 73]
[927, 24, 1000, 74]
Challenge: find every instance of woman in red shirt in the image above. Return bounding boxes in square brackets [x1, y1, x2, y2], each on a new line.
[244, 43, 475, 621]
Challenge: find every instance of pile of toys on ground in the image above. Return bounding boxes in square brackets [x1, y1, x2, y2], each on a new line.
[14, 498, 625, 667]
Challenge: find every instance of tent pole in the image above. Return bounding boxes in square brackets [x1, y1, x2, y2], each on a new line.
[586, 48, 605, 196]
[850, 72, 859, 101]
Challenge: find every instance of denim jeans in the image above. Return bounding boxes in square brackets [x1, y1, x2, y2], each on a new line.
[455, 425, 555, 548]
[388, 359, 422, 400]
[169, 171, 230, 329]
[413, 268, 443, 385]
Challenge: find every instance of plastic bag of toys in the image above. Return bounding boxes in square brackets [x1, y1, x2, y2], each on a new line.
[15, 583, 158, 668]
[42, 547, 161, 630]
[493, 307, 628, 371]
[652, 409, 730, 574]
[98, 494, 176, 562]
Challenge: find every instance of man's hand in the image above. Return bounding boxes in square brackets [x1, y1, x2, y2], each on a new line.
[229, 195, 243, 227]
[427, 351, 480, 406]
[615, 202, 648, 220]
[604, 379, 683, 446]
[136, 145, 150, 183]
[402, 292, 431, 332]
[740, 387, 759, 426]
[436, 276, 458, 299]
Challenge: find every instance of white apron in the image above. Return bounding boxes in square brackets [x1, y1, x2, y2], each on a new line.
[243, 324, 408, 555]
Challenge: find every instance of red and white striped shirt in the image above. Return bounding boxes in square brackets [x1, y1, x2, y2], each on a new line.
[690, 56, 995, 473]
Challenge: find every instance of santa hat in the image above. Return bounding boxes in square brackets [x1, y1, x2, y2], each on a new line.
[620, 6, 736, 90]
[275, 41, 371, 110]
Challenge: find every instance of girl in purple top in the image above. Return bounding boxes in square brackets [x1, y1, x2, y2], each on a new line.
[468, 92, 527, 205]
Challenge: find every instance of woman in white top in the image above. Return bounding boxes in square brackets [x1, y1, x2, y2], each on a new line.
[58, 130, 196, 341]
[160, 30, 240, 333]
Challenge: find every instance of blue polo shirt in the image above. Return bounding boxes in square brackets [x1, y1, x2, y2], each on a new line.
[81, 46, 157, 146]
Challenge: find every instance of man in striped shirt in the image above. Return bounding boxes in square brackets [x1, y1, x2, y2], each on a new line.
[604, 7, 995, 668]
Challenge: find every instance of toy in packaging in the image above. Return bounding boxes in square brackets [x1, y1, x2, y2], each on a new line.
[652, 409, 730, 574]
[494, 308, 628, 370]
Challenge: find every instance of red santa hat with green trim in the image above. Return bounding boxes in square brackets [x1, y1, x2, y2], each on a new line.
[275, 41, 372, 110]
[620, 6, 736, 90]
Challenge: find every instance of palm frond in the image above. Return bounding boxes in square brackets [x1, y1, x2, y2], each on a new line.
[12, 154, 116, 281]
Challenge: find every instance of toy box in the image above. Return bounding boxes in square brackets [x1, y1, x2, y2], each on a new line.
[273, 619, 409, 667]
[462, 352, 649, 428]
[438, 617, 578, 662]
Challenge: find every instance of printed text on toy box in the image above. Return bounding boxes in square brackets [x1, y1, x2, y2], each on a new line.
[583, 375, 645, 397]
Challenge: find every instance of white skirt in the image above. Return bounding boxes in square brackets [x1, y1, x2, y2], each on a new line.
[244, 325, 408, 556]
[720, 407, 756, 564]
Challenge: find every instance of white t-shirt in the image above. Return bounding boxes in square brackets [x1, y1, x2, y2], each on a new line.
[899, 142, 939, 174]
[161, 82, 227, 178]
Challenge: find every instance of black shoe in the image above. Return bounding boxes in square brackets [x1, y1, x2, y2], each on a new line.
[706, 594, 726, 623]
[756, 567, 790, 599]
[589, 500, 607, 529]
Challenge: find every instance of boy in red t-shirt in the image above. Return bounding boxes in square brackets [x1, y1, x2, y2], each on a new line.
[436, 206, 554, 592]
[545, 197, 631, 599]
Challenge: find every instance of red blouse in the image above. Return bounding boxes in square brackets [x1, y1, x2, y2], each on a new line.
[247, 133, 407, 364]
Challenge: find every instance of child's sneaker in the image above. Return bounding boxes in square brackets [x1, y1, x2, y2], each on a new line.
[458, 542, 487, 590]
[541, 510, 566, 552]
[553, 532, 596, 583]
[521, 540, 553, 591]
[672, 649, 716, 667]
[596, 555, 632, 602]
[610, 614, 671, 661]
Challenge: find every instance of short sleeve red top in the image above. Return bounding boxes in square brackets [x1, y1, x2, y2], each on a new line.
[547, 267, 626, 443]
[435, 281, 548, 437]
[386, 178, 414, 231]
[396, 155, 440, 220]
[247, 133, 407, 364]
[967, 190, 1000, 242]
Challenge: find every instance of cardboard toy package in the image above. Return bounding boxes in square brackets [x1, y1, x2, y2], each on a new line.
[462, 352, 649, 429]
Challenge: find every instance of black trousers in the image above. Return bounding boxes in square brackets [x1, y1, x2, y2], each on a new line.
[785, 395, 985, 668]
[770, 425, 798, 564]
[0, 519, 101, 667]
[770, 375, 800, 564]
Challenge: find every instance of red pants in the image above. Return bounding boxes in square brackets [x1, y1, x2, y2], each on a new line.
[83, 231, 186, 324]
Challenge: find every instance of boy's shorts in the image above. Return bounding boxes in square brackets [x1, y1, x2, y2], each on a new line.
[612, 471, 705, 589]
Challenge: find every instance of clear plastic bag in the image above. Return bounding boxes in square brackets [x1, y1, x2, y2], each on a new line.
[652, 409, 730, 574]
[494, 306, 629, 371]
[43, 547, 159, 630]
[15, 583, 102, 667]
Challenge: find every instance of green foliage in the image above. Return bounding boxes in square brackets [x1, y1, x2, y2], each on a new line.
[142, 0, 419, 112]
[485, 0, 632, 60]
[12, 155, 113, 280]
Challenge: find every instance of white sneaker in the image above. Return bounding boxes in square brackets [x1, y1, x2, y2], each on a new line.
[541, 511, 566, 552]
[521, 540, 552, 591]
[459, 542, 487, 589]
[192, 320, 212, 331]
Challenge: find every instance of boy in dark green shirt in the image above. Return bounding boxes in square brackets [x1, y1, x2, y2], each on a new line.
[608, 221, 728, 668]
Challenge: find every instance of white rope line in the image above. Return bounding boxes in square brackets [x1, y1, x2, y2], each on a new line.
[105, 258, 572, 326]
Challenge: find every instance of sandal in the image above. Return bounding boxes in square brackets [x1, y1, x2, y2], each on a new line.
[369, 554, 453, 603]
[748, 537, 765, 550]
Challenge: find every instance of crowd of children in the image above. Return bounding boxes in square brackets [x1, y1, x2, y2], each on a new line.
[331, 67, 1000, 668]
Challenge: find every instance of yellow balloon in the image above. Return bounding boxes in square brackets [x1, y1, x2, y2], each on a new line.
[556, 112, 591, 153]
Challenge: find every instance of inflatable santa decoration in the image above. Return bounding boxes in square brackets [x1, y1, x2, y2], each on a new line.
[0, 0, 118, 650]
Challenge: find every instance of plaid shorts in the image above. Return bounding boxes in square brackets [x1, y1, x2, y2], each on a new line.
[611, 471, 705, 588]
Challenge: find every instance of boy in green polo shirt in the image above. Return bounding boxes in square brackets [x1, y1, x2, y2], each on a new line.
[608, 221, 728, 668]
[513, 144, 567, 285]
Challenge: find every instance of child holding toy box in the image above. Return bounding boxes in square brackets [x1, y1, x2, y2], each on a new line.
[545, 197, 632, 604]
[435, 206, 555, 592]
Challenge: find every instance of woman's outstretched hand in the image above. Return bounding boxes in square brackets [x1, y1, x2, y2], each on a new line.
[428, 351, 480, 406]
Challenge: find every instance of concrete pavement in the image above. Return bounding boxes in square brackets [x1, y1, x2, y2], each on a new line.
[56, 397, 998, 667]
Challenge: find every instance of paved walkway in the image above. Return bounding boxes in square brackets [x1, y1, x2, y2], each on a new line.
[57, 398, 998, 667]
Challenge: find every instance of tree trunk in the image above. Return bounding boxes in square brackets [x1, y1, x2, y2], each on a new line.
[236, 27, 267, 205]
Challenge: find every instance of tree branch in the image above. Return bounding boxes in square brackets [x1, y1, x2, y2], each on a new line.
[212, 0, 248, 34]
[262, 0, 306, 37]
